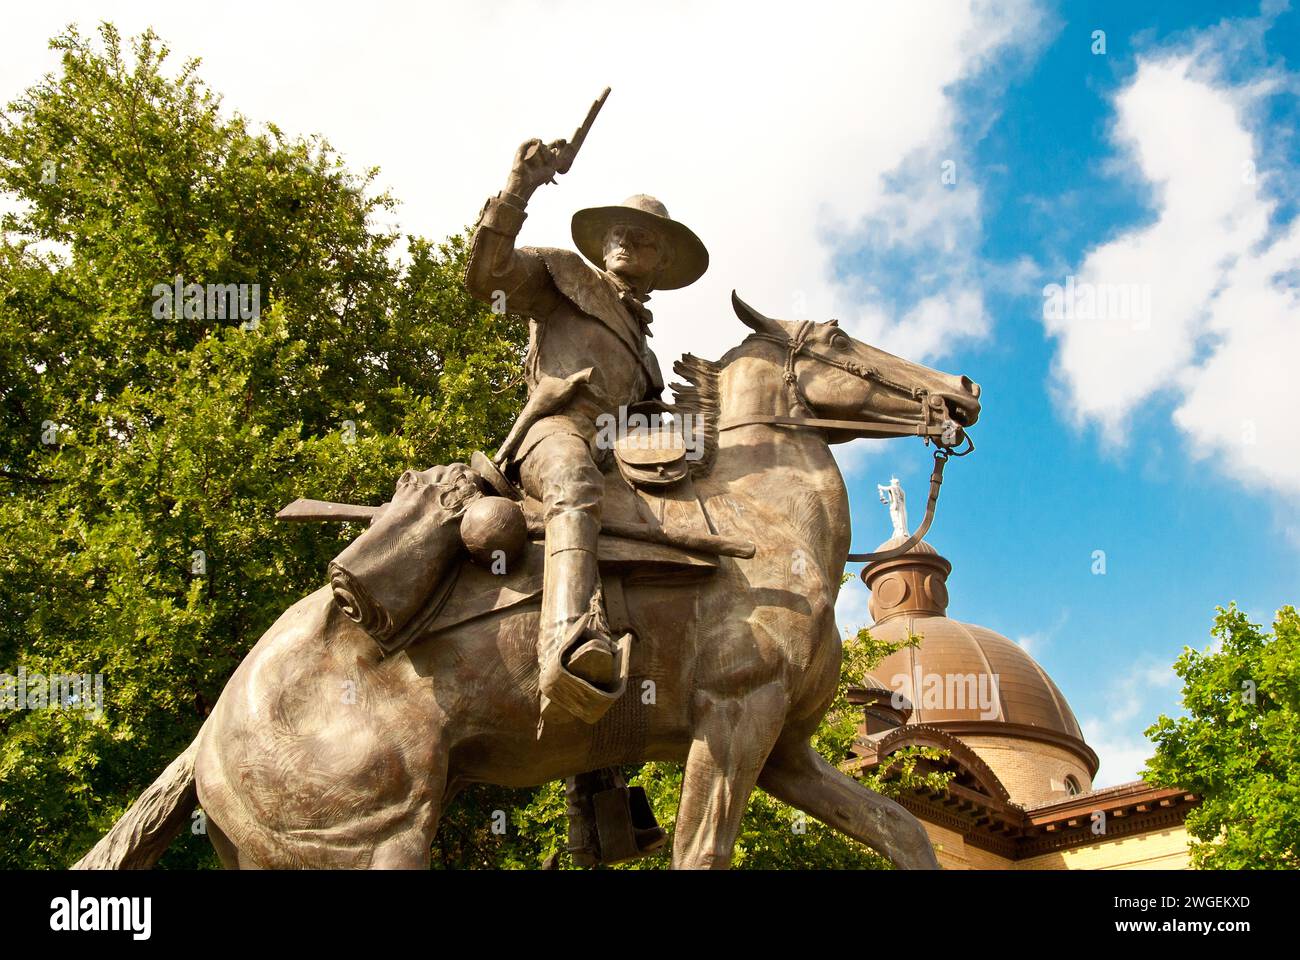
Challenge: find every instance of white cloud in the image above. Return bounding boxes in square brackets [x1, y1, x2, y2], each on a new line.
[1, 0, 1037, 386]
[1043, 35, 1300, 497]
[1080, 654, 1180, 788]
[1014, 607, 1070, 659]
[835, 581, 874, 638]
[1082, 718, 1153, 788]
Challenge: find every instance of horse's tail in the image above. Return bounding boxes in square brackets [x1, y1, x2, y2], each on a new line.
[71, 726, 204, 870]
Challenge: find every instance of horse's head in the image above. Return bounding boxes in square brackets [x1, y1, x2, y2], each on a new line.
[729, 292, 981, 445]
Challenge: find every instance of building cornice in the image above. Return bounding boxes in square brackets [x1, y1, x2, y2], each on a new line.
[847, 740, 1196, 862]
[922, 720, 1101, 777]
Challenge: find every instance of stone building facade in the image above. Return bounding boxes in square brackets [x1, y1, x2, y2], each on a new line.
[844, 533, 1197, 869]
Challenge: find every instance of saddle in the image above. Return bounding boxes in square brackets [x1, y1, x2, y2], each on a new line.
[425, 422, 724, 644]
[277, 421, 749, 655]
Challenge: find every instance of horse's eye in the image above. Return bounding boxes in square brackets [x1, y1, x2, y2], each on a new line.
[829, 332, 849, 349]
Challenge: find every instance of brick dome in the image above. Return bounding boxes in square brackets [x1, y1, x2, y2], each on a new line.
[866, 616, 1087, 741]
[859, 534, 1098, 805]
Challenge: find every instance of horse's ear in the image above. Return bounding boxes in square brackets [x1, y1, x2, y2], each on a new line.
[731, 291, 785, 338]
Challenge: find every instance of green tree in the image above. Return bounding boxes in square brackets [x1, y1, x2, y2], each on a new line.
[0, 23, 525, 868]
[1144, 605, 1299, 869]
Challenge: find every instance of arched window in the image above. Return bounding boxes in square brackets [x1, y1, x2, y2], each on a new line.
[1064, 775, 1081, 796]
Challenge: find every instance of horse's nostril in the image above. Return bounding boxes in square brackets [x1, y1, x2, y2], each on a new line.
[961, 376, 980, 398]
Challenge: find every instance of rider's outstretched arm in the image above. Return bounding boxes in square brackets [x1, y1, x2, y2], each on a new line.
[463, 139, 567, 318]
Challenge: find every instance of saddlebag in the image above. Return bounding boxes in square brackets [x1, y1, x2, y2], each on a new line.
[612, 424, 689, 488]
[327, 463, 482, 654]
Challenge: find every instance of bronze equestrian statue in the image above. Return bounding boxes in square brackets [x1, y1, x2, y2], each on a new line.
[74, 94, 982, 870]
[462, 112, 708, 726]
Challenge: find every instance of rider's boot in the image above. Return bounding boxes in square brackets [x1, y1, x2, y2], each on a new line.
[538, 511, 620, 724]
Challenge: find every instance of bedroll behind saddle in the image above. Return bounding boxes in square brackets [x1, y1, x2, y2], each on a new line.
[278, 436, 751, 656]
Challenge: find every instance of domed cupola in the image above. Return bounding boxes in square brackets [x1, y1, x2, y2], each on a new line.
[862, 534, 950, 622]
[853, 479, 1098, 807]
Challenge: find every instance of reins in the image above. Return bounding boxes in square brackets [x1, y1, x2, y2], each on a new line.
[715, 321, 974, 564]
[848, 449, 949, 562]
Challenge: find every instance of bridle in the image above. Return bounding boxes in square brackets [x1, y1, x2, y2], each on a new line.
[717, 320, 974, 563]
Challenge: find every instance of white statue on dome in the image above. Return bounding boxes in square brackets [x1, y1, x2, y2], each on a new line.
[877, 476, 909, 539]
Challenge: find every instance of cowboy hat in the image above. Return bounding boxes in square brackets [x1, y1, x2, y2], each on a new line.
[571, 195, 709, 290]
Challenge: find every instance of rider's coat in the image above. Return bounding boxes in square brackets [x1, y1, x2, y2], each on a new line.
[464, 191, 665, 464]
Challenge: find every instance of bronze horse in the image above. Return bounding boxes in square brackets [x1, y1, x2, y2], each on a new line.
[76, 294, 981, 870]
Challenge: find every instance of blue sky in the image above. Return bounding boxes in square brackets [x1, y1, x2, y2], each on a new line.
[4, 1, 1298, 787]
[836, 0, 1300, 783]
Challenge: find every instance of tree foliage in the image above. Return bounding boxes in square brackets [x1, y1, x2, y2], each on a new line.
[1144, 605, 1299, 869]
[0, 23, 525, 867]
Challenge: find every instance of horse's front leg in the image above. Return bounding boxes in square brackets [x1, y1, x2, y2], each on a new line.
[758, 741, 940, 869]
[671, 682, 786, 869]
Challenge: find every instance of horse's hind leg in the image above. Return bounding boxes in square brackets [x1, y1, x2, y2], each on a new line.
[757, 741, 940, 869]
[671, 682, 786, 869]
[367, 742, 450, 869]
[206, 816, 256, 870]
[369, 826, 437, 869]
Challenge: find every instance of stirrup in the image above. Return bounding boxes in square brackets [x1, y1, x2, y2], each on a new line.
[568, 635, 617, 687]
[539, 625, 632, 726]
[590, 785, 666, 865]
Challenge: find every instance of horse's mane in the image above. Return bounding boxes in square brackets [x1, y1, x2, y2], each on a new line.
[670, 353, 721, 476]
